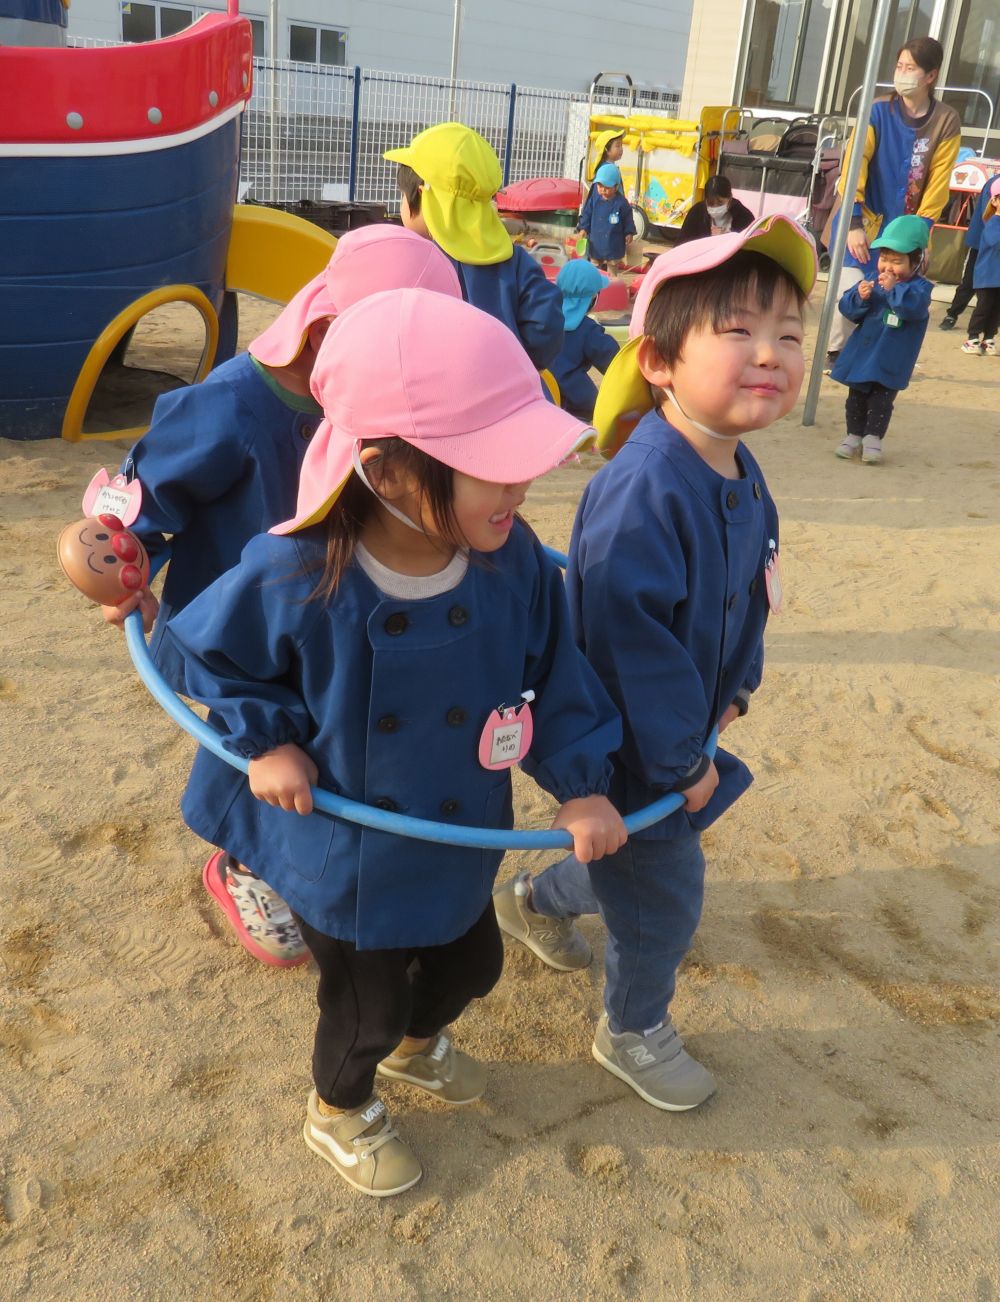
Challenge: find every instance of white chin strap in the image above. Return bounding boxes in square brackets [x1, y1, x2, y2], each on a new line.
[351, 442, 425, 533]
[664, 388, 742, 442]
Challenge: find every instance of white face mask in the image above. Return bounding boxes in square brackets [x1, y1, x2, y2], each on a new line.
[894, 73, 923, 96]
[706, 203, 729, 220]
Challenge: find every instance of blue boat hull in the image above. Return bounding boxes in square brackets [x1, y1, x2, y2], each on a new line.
[0, 117, 241, 440]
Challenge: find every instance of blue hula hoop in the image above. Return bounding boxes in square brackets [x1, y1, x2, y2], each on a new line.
[126, 544, 716, 851]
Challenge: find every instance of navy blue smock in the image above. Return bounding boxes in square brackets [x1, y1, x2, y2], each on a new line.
[830, 277, 931, 391]
[972, 209, 1000, 289]
[549, 317, 619, 418]
[567, 412, 778, 839]
[121, 354, 320, 689]
[451, 245, 564, 370]
[579, 193, 636, 263]
[165, 523, 621, 949]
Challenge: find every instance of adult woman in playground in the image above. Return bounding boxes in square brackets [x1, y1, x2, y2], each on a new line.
[824, 36, 961, 365]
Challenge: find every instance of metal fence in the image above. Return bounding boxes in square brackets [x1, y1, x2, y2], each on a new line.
[67, 37, 679, 209]
[241, 59, 680, 208]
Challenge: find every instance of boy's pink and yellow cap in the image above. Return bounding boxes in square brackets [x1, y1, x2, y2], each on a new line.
[270, 289, 595, 536]
[384, 122, 513, 267]
[249, 225, 462, 368]
[593, 214, 818, 457]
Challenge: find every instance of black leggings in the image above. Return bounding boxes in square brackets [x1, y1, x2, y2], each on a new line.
[294, 904, 504, 1109]
[845, 384, 897, 440]
[967, 286, 1000, 342]
[947, 248, 978, 319]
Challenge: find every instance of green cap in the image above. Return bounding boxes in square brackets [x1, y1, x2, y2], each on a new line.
[871, 215, 929, 253]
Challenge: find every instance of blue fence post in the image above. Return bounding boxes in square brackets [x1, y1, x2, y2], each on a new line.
[348, 66, 362, 202]
[502, 83, 517, 187]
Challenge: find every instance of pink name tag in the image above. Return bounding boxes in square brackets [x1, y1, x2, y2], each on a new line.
[82, 468, 142, 527]
[478, 700, 534, 771]
[765, 548, 783, 614]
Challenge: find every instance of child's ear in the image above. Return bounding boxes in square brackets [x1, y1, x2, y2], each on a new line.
[359, 447, 417, 501]
[637, 335, 672, 389]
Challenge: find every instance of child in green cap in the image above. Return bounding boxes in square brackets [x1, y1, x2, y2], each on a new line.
[830, 213, 932, 465]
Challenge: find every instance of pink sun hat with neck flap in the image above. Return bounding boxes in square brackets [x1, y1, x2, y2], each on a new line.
[249, 225, 463, 368]
[271, 288, 596, 535]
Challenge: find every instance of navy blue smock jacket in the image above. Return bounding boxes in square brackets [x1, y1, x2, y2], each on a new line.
[121, 353, 319, 689]
[451, 244, 564, 370]
[550, 317, 619, 418]
[568, 412, 778, 839]
[165, 523, 621, 949]
[972, 210, 1000, 289]
[579, 193, 636, 263]
[830, 277, 931, 391]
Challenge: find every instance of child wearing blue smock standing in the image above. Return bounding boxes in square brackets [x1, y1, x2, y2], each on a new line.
[578, 164, 636, 269]
[831, 214, 932, 465]
[550, 260, 620, 421]
[940, 175, 993, 335]
[165, 289, 625, 1196]
[577, 128, 626, 233]
[962, 177, 1000, 356]
[387, 122, 565, 371]
[98, 227, 463, 967]
[495, 217, 816, 1111]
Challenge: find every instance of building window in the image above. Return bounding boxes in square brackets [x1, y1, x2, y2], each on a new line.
[288, 21, 347, 65]
[121, 2, 194, 42]
[830, 0, 933, 113]
[946, 0, 1000, 134]
[742, 0, 835, 111]
[248, 17, 264, 53]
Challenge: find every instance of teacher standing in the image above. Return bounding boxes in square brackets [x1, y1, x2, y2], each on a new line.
[824, 37, 961, 366]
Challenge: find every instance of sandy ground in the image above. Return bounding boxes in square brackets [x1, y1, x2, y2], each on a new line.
[2, 292, 999, 1301]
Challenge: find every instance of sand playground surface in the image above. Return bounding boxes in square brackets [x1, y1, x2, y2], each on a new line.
[1, 294, 999, 1300]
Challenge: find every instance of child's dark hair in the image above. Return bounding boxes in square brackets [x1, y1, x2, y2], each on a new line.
[312, 438, 463, 599]
[643, 250, 807, 369]
[397, 163, 423, 216]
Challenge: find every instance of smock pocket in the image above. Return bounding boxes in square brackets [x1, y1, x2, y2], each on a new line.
[265, 804, 338, 883]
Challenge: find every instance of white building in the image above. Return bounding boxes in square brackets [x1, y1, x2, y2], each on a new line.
[67, 0, 690, 98]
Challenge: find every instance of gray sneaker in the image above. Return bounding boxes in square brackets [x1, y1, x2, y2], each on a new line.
[592, 1013, 717, 1111]
[861, 434, 884, 464]
[493, 872, 592, 971]
[303, 1091, 422, 1197]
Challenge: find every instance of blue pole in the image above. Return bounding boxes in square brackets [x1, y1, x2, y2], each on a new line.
[502, 84, 517, 187]
[348, 66, 361, 202]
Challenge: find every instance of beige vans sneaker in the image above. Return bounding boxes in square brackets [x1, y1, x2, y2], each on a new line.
[377, 1030, 486, 1104]
[302, 1091, 421, 1197]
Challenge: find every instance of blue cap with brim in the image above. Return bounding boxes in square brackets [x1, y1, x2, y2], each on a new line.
[557, 260, 610, 331]
[594, 163, 622, 188]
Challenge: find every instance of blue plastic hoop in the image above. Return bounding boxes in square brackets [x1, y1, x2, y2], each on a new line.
[125, 545, 716, 850]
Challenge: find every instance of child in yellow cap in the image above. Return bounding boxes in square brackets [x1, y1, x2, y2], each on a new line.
[385, 122, 564, 371]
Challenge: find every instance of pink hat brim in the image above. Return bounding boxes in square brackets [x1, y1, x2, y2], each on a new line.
[249, 273, 335, 368]
[270, 392, 593, 537]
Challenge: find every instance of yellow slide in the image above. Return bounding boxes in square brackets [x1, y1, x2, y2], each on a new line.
[226, 204, 337, 302]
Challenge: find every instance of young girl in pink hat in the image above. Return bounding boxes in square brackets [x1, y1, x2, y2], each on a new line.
[99, 226, 462, 968]
[164, 287, 626, 1197]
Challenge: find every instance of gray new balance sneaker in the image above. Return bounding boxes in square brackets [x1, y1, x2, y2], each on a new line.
[493, 872, 592, 971]
[592, 1013, 717, 1111]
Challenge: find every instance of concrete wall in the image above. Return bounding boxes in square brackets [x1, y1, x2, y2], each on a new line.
[678, 0, 744, 116]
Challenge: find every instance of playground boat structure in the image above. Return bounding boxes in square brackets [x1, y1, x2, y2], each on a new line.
[0, 4, 254, 441]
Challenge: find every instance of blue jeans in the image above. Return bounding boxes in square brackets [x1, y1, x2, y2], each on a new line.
[530, 828, 706, 1035]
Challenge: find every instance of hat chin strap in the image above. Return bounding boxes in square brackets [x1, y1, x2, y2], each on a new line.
[664, 388, 742, 442]
[351, 443, 425, 533]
